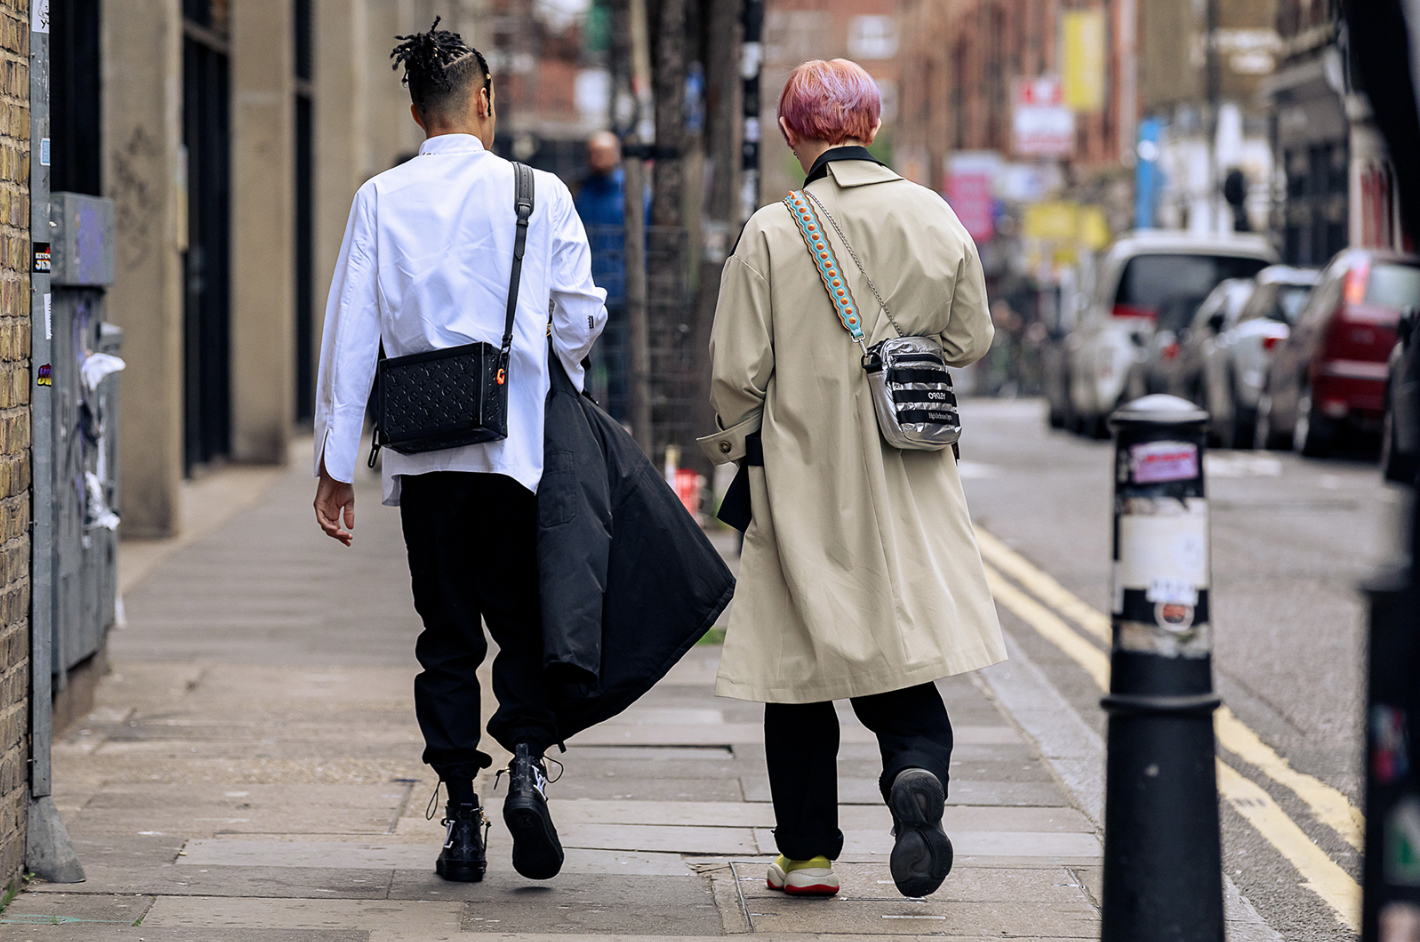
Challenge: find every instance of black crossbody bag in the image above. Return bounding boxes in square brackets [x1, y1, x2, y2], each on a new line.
[368, 162, 535, 466]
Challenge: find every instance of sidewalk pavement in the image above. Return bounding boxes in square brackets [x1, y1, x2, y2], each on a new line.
[1, 448, 1105, 941]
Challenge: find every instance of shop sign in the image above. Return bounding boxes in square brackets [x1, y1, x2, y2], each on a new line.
[1012, 77, 1074, 159]
[944, 152, 1000, 242]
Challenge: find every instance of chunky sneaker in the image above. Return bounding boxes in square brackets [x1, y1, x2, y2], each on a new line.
[435, 801, 487, 883]
[502, 744, 564, 880]
[767, 855, 840, 896]
[888, 768, 954, 897]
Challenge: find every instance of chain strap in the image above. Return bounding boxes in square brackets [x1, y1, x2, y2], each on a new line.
[803, 190, 904, 339]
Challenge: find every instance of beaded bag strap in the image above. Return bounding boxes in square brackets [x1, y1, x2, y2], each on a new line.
[784, 190, 867, 355]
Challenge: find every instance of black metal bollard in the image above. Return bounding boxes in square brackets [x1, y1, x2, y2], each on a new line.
[1101, 395, 1223, 942]
[1360, 407, 1420, 938]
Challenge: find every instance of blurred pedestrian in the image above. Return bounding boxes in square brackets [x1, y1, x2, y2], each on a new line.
[699, 58, 1005, 900]
[312, 19, 606, 885]
[985, 298, 1024, 397]
[575, 131, 631, 420]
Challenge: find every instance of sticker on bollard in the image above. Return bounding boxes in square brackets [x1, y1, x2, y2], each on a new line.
[1113, 495, 1211, 656]
[1128, 440, 1199, 483]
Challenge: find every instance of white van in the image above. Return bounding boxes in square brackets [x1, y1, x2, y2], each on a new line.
[1063, 231, 1278, 436]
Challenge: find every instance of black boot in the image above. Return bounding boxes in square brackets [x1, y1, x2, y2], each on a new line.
[887, 768, 954, 897]
[435, 800, 487, 883]
[502, 744, 564, 879]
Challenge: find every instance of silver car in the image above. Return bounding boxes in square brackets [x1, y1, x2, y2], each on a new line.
[1200, 266, 1321, 449]
[1065, 231, 1278, 437]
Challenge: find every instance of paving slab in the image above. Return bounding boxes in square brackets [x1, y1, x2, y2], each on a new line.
[175, 840, 694, 877]
[740, 776, 1070, 806]
[24, 865, 393, 899]
[62, 835, 186, 869]
[551, 755, 745, 780]
[525, 776, 746, 802]
[0, 928, 368, 942]
[755, 828, 1102, 859]
[0, 894, 151, 927]
[62, 784, 412, 837]
[449, 871, 721, 935]
[735, 888, 1097, 938]
[568, 723, 1022, 748]
[140, 898, 463, 931]
[601, 708, 726, 725]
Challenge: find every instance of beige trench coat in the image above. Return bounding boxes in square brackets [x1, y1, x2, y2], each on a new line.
[699, 157, 1006, 703]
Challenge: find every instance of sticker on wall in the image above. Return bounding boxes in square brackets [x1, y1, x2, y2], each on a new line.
[32, 243, 50, 274]
[37, 364, 51, 387]
[32, 0, 48, 33]
[40, 138, 49, 167]
[44, 293, 50, 340]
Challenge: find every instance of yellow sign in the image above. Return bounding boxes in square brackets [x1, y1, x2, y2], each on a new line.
[1022, 201, 1112, 251]
[1079, 205, 1111, 250]
[1023, 202, 1077, 241]
[1062, 10, 1106, 113]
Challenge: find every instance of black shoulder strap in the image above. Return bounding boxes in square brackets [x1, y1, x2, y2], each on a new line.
[502, 162, 536, 363]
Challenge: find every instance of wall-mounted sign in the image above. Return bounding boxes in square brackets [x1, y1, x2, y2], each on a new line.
[1062, 10, 1105, 112]
[944, 151, 1001, 243]
[1012, 77, 1074, 159]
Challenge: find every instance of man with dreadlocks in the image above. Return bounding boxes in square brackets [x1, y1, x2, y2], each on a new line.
[311, 19, 607, 884]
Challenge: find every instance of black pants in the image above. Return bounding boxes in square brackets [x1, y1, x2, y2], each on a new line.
[764, 682, 954, 861]
[400, 471, 558, 782]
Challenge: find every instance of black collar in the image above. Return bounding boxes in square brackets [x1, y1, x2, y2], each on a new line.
[804, 145, 884, 185]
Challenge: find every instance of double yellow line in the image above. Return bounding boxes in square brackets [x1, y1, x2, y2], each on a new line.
[975, 528, 1363, 933]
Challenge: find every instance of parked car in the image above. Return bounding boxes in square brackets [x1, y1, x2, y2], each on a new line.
[1256, 249, 1420, 456]
[1148, 277, 1256, 409]
[1381, 305, 1419, 484]
[1199, 266, 1322, 448]
[1063, 231, 1277, 437]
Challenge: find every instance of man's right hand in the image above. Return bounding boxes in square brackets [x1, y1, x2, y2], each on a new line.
[314, 457, 356, 547]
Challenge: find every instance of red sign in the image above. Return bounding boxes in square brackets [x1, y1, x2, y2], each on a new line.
[945, 172, 995, 242]
[1016, 77, 1063, 106]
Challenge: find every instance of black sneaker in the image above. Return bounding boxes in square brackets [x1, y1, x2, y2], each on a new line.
[502, 744, 564, 880]
[887, 768, 954, 897]
[435, 800, 487, 883]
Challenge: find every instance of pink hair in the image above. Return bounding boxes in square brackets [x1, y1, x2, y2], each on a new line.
[777, 59, 882, 145]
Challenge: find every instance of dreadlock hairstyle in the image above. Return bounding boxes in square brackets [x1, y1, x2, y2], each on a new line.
[390, 17, 492, 120]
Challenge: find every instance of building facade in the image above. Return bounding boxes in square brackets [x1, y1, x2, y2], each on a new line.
[896, 0, 1132, 193]
[1267, 0, 1405, 267]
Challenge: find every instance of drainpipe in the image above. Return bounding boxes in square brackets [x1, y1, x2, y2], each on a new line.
[26, 0, 85, 885]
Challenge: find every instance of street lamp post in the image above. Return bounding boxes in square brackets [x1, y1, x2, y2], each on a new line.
[1101, 394, 1223, 942]
[739, 0, 763, 224]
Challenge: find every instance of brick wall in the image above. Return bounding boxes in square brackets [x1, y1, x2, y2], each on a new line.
[0, 0, 26, 893]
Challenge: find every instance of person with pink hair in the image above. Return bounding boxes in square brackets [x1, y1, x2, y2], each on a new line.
[699, 58, 1003, 900]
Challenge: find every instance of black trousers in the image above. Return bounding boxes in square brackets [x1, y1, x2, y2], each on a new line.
[764, 682, 954, 861]
[400, 471, 558, 782]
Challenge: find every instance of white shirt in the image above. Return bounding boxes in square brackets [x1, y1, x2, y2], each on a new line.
[314, 134, 608, 505]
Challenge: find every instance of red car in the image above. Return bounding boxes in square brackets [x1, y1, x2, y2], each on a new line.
[1256, 248, 1420, 456]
